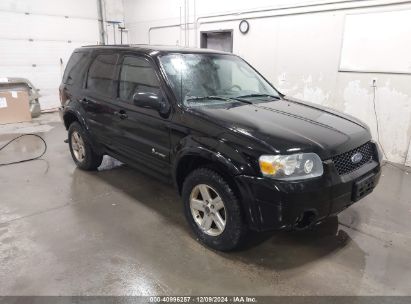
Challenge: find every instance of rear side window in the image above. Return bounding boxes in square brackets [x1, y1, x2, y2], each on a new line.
[63, 52, 88, 84]
[119, 56, 161, 102]
[87, 53, 119, 97]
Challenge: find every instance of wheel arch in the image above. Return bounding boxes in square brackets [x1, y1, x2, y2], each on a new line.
[63, 109, 91, 136]
[63, 108, 103, 155]
[63, 107, 90, 130]
[174, 148, 242, 196]
[176, 151, 253, 245]
[63, 111, 79, 130]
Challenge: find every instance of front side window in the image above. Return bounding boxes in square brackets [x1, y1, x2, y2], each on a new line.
[87, 53, 119, 97]
[119, 56, 161, 103]
[159, 53, 279, 107]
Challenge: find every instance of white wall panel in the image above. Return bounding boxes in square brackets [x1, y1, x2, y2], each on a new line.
[0, 39, 89, 110]
[0, 12, 28, 39]
[0, 0, 101, 110]
[0, 0, 98, 18]
[0, 40, 90, 66]
[340, 9, 411, 74]
[26, 15, 99, 42]
[150, 27, 181, 45]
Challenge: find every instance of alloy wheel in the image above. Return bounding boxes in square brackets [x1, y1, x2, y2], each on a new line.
[71, 131, 86, 162]
[189, 184, 226, 236]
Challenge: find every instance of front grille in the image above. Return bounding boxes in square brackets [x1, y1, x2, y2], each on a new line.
[332, 142, 374, 175]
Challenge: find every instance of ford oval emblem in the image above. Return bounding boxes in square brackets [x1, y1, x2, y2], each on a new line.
[351, 152, 363, 164]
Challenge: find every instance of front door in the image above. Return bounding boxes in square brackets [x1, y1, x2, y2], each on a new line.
[114, 55, 172, 179]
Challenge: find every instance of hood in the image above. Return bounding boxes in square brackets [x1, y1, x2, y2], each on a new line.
[188, 96, 371, 159]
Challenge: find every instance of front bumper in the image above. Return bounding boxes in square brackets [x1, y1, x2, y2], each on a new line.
[235, 159, 381, 231]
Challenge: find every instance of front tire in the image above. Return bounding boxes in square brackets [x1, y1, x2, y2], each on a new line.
[182, 168, 247, 251]
[68, 122, 102, 170]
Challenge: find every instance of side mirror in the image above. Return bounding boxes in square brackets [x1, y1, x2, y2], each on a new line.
[133, 91, 167, 113]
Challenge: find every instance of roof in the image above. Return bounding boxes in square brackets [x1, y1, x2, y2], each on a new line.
[79, 44, 232, 56]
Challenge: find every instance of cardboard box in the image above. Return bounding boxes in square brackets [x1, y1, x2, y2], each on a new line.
[0, 90, 31, 124]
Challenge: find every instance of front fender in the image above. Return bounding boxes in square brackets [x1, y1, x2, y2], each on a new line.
[172, 135, 258, 181]
[172, 136, 263, 231]
[174, 146, 241, 177]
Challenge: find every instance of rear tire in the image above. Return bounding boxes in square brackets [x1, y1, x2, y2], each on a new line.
[182, 168, 247, 251]
[68, 122, 102, 170]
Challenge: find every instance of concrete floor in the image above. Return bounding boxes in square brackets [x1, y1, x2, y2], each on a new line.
[0, 112, 410, 296]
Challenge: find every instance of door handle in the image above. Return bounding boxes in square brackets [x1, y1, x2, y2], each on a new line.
[114, 110, 128, 119]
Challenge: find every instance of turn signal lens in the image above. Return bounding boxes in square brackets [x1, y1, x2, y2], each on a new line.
[259, 160, 283, 175]
[259, 153, 323, 180]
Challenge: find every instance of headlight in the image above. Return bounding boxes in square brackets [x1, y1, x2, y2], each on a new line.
[259, 153, 323, 180]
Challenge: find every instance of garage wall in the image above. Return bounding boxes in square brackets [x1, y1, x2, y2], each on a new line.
[102, 0, 128, 45]
[0, 0, 125, 111]
[123, 0, 411, 166]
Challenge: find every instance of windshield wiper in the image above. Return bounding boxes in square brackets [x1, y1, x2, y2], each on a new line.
[186, 96, 252, 104]
[236, 94, 280, 99]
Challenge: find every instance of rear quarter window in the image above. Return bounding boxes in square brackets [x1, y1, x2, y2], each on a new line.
[87, 53, 119, 97]
[63, 52, 89, 84]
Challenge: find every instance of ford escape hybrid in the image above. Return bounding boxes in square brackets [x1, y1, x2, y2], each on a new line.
[59, 45, 381, 251]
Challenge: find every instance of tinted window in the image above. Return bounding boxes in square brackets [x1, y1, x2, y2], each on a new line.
[63, 52, 88, 84]
[119, 56, 160, 102]
[87, 53, 119, 97]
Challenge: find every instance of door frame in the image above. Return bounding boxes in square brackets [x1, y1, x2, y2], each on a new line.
[200, 30, 233, 53]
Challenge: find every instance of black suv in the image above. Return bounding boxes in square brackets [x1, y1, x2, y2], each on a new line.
[59, 45, 381, 251]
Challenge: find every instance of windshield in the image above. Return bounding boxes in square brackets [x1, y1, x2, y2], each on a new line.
[158, 53, 280, 107]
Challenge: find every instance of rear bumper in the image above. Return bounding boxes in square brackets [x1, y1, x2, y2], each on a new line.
[235, 159, 381, 231]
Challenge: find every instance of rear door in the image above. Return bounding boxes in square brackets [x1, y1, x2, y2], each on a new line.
[81, 51, 121, 149]
[60, 51, 90, 108]
[114, 54, 172, 178]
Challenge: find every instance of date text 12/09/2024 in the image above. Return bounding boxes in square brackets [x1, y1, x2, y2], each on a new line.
[149, 296, 257, 303]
